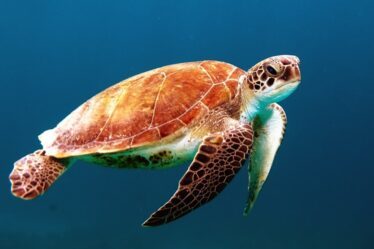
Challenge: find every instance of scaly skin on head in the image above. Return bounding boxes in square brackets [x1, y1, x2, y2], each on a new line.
[242, 55, 301, 120]
[9, 150, 71, 200]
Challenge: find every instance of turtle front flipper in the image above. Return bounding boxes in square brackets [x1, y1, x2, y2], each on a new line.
[9, 150, 71, 200]
[143, 121, 254, 227]
[244, 103, 287, 215]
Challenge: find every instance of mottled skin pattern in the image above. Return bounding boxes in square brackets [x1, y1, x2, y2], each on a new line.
[9, 150, 68, 199]
[9, 55, 301, 227]
[247, 57, 300, 92]
[143, 122, 253, 226]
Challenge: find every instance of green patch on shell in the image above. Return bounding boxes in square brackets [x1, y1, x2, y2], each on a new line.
[83, 149, 177, 169]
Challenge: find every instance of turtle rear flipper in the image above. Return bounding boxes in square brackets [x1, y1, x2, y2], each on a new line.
[9, 150, 70, 200]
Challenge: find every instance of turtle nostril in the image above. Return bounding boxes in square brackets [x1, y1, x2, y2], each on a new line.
[281, 59, 291, 65]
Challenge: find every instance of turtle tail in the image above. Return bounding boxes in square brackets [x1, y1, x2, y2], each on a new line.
[9, 150, 71, 200]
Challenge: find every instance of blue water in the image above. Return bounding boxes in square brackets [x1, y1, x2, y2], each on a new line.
[1, 0, 373, 248]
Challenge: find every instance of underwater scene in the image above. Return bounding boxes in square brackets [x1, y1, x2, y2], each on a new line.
[0, 0, 373, 248]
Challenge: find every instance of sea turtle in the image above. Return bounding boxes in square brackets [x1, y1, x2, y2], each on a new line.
[9, 55, 301, 226]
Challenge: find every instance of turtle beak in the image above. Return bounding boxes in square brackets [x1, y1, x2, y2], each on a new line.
[293, 57, 301, 82]
[283, 55, 301, 84]
[290, 55, 300, 64]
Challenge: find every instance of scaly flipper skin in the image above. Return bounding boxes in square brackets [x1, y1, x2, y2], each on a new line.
[9, 150, 69, 200]
[143, 122, 253, 227]
[244, 103, 287, 215]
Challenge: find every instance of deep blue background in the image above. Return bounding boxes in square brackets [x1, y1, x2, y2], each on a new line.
[0, 0, 373, 248]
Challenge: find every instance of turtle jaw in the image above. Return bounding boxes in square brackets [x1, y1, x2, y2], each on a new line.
[270, 64, 301, 102]
[255, 78, 300, 105]
[275, 79, 301, 92]
[271, 80, 300, 102]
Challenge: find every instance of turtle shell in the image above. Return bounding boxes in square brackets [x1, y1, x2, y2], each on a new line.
[40, 61, 245, 157]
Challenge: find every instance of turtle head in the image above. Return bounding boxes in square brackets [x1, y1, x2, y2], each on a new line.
[246, 55, 301, 104]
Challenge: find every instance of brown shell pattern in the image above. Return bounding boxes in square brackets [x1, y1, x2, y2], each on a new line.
[40, 61, 245, 157]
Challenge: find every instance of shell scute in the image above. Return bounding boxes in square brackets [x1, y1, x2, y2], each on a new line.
[179, 102, 208, 125]
[202, 84, 231, 108]
[152, 67, 212, 127]
[159, 120, 185, 138]
[133, 129, 161, 145]
[200, 61, 235, 83]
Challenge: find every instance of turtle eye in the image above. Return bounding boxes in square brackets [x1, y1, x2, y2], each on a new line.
[266, 66, 277, 75]
[265, 61, 284, 77]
